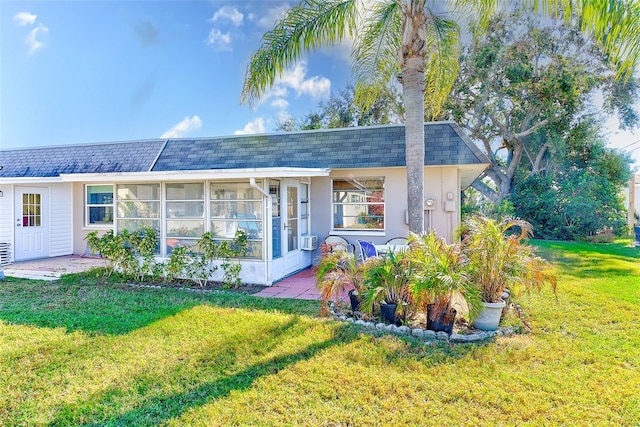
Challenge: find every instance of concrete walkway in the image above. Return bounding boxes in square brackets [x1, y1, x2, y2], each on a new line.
[253, 268, 321, 300]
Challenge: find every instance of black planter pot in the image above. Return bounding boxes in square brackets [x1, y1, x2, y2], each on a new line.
[426, 304, 457, 334]
[348, 289, 361, 314]
[380, 302, 399, 325]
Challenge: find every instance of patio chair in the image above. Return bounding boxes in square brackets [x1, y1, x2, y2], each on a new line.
[321, 235, 354, 254]
[385, 237, 409, 246]
[357, 240, 378, 260]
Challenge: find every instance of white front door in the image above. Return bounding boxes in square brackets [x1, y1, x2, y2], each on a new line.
[14, 186, 49, 260]
[283, 182, 300, 275]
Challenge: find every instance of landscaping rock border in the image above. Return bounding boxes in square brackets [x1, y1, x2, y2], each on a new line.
[329, 303, 516, 345]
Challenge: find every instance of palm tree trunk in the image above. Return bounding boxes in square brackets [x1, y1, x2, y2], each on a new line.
[403, 55, 425, 233]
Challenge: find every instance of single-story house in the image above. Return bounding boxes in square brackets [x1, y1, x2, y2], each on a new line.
[0, 122, 489, 285]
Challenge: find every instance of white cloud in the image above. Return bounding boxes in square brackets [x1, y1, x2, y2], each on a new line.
[256, 61, 331, 108]
[25, 23, 48, 54]
[210, 6, 244, 27]
[254, 4, 290, 29]
[234, 117, 266, 135]
[270, 98, 289, 109]
[161, 115, 202, 138]
[206, 29, 232, 51]
[276, 61, 331, 98]
[13, 11, 37, 26]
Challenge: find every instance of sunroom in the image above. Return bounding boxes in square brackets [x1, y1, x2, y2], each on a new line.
[70, 168, 328, 285]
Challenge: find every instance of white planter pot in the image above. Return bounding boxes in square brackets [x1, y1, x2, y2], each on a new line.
[473, 300, 507, 331]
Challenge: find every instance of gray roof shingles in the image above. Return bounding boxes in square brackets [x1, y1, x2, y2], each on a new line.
[0, 140, 165, 178]
[0, 122, 489, 178]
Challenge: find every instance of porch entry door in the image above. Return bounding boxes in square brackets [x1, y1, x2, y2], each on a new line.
[14, 186, 50, 260]
[282, 181, 300, 274]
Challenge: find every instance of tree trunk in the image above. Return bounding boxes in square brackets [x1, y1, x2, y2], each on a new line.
[403, 57, 425, 233]
[401, 2, 427, 233]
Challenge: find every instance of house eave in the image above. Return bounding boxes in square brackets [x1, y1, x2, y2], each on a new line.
[0, 177, 64, 184]
[58, 167, 331, 182]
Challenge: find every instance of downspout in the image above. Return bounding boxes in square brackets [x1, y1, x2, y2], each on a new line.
[250, 178, 272, 286]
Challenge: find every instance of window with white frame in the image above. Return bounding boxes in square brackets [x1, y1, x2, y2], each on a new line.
[210, 181, 263, 259]
[85, 184, 114, 227]
[165, 182, 205, 254]
[116, 182, 160, 237]
[332, 177, 385, 230]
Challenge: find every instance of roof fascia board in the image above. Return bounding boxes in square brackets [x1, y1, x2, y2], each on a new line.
[59, 167, 331, 182]
[0, 177, 63, 184]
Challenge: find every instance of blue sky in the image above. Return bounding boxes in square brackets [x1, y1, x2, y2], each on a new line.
[2, 1, 639, 166]
[1, 1, 351, 147]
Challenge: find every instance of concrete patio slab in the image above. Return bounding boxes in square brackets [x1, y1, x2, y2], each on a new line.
[2, 255, 108, 281]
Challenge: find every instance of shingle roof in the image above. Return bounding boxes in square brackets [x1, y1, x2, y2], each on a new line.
[153, 122, 488, 171]
[0, 140, 165, 178]
[0, 122, 489, 178]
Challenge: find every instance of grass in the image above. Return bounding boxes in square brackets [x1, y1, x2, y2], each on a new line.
[1, 240, 639, 426]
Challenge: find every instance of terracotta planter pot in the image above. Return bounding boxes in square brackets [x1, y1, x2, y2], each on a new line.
[473, 300, 507, 331]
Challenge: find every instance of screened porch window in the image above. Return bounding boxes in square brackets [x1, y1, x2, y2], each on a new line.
[116, 183, 161, 252]
[165, 183, 205, 254]
[86, 185, 114, 227]
[332, 177, 385, 230]
[210, 181, 263, 259]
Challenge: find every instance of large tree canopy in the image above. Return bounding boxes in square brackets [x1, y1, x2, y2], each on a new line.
[445, 10, 639, 202]
[241, 0, 640, 233]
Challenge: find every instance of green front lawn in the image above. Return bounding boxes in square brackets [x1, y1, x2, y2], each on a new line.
[1, 240, 639, 426]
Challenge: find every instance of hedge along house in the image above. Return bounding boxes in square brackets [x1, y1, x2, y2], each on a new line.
[0, 122, 489, 285]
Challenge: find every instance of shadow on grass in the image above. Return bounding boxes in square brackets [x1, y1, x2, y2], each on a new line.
[0, 271, 319, 336]
[48, 321, 358, 427]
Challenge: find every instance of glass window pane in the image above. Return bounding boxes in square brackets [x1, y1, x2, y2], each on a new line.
[210, 182, 263, 200]
[210, 201, 261, 218]
[166, 183, 204, 200]
[117, 201, 160, 218]
[117, 219, 160, 233]
[35, 216, 41, 227]
[87, 185, 113, 204]
[166, 238, 199, 255]
[211, 220, 239, 238]
[166, 220, 205, 237]
[117, 184, 160, 200]
[89, 206, 114, 224]
[166, 202, 204, 218]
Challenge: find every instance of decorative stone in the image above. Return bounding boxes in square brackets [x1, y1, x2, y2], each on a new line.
[423, 330, 436, 338]
[339, 315, 348, 321]
[355, 319, 366, 326]
[449, 334, 469, 343]
[436, 331, 449, 340]
[411, 328, 424, 338]
[386, 324, 398, 333]
[346, 317, 354, 323]
[397, 325, 410, 335]
[376, 323, 386, 330]
[466, 334, 484, 342]
[364, 322, 375, 329]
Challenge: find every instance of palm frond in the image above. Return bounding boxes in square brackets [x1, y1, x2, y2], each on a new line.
[241, 0, 358, 107]
[423, 10, 460, 119]
[352, 1, 402, 110]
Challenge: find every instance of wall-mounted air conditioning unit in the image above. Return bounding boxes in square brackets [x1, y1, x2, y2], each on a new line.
[301, 235, 318, 251]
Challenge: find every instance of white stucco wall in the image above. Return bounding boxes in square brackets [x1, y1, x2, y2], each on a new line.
[309, 166, 463, 256]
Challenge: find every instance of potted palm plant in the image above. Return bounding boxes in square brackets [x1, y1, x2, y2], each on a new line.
[408, 232, 481, 334]
[315, 250, 365, 316]
[360, 251, 413, 325]
[460, 216, 557, 331]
